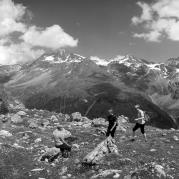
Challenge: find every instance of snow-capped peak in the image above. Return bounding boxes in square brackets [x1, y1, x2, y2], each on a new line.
[109, 55, 143, 68]
[41, 52, 86, 64]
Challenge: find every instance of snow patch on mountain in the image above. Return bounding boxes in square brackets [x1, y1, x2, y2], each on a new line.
[147, 64, 161, 70]
[44, 56, 55, 62]
[73, 53, 85, 59]
[90, 56, 109, 66]
[42, 53, 86, 64]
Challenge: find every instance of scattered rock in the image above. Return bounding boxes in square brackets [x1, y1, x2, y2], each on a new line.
[17, 111, 27, 116]
[71, 112, 82, 122]
[170, 128, 175, 131]
[12, 143, 24, 149]
[92, 118, 108, 127]
[150, 149, 157, 152]
[0, 114, 9, 123]
[66, 174, 72, 178]
[35, 138, 42, 143]
[11, 114, 23, 124]
[123, 175, 131, 179]
[74, 159, 80, 164]
[113, 173, 120, 178]
[31, 168, 44, 172]
[119, 136, 126, 141]
[58, 166, 68, 175]
[117, 126, 126, 133]
[0, 130, 12, 137]
[29, 121, 38, 129]
[118, 158, 133, 165]
[51, 115, 59, 122]
[173, 135, 179, 141]
[91, 169, 122, 179]
[129, 163, 166, 179]
[64, 114, 70, 121]
[72, 144, 80, 151]
[81, 116, 91, 122]
[118, 116, 128, 123]
[13, 100, 25, 110]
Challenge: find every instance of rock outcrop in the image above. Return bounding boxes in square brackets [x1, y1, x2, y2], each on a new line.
[83, 136, 118, 165]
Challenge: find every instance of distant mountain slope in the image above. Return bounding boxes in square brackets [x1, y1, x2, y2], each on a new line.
[2, 51, 179, 128]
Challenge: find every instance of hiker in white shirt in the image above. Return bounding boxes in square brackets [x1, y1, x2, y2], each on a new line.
[132, 104, 147, 142]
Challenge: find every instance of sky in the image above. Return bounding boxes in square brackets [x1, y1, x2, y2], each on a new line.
[0, 0, 179, 65]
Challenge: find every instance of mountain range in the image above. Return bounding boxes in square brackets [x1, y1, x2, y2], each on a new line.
[1, 50, 179, 129]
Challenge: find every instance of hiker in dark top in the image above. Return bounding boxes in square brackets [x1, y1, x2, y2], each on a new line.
[106, 109, 118, 138]
[132, 104, 147, 142]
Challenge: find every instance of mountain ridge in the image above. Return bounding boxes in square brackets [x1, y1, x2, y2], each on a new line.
[1, 51, 179, 129]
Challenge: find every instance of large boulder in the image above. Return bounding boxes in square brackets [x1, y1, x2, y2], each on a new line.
[11, 114, 23, 124]
[83, 136, 118, 165]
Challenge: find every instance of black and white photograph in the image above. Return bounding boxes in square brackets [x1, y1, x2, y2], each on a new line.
[0, 0, 178, 178]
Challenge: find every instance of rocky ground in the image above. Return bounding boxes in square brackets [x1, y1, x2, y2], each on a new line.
[0, 105, 178, 179]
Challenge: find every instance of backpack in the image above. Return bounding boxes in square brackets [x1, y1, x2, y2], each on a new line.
[144, 111, 150, 122]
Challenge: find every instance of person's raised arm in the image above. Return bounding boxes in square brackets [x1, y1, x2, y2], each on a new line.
[110, 121, 117, 131]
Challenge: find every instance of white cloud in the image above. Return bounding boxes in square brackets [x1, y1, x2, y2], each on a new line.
[0, 0, 78, 65]
[132, 2, 153, 25]
[132, 0, 179, 42]
[21, 25, 78, 49]
[0, 43, 44, 65]
[0, 0, 26, 36]
[133, 31, 161, 42]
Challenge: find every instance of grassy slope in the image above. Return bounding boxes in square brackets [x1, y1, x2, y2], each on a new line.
[0, 112, 178, 179]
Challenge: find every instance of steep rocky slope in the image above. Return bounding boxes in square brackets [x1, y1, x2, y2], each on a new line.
[0, 107, 178, 179]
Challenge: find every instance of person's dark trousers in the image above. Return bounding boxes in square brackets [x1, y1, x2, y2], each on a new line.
[133, 123, 145, 134]
[106, 126, 117, 138]
[56, 143, 72, 158]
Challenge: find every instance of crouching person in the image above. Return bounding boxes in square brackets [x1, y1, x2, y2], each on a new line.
[53, 125, 72, 158]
